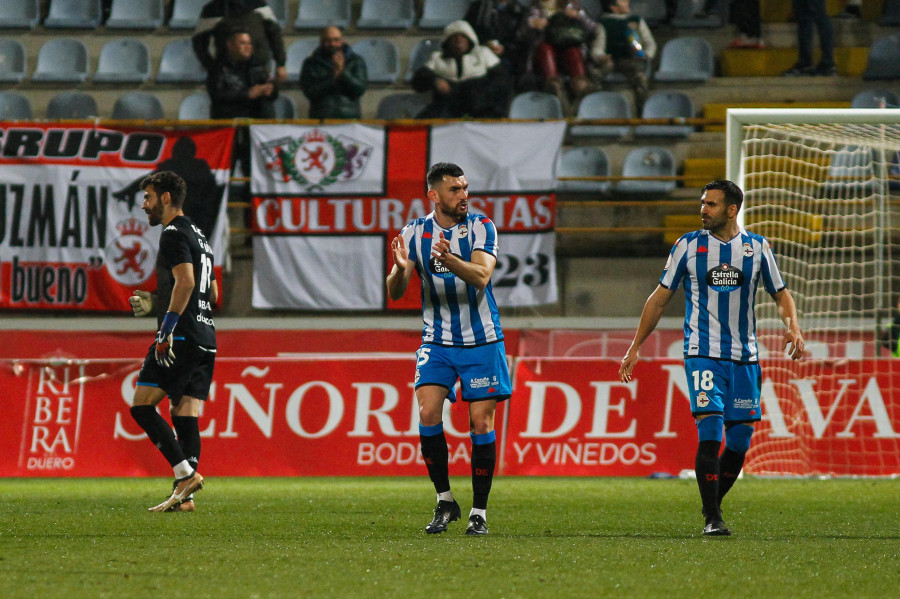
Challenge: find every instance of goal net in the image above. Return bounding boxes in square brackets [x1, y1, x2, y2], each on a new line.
[726, 109, 900, 476]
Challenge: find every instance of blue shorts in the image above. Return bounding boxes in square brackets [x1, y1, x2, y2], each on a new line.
[684, 357, 761, 423]
[414, 341, 512, 403]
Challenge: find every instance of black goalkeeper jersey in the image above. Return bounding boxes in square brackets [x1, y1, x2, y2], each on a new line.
[155, 215, 217, 349]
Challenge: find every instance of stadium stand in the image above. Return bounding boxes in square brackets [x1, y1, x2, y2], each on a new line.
[156, 38, 207, 83]
[418, 0, 470, 30]
[615, 146, 677, 194]
[634, 91, 695, 137]
[293, 0, 352, 30]
[357, 0, 416, 30]
[273, 94, 296, 118]
[168, 0, 207, 29]
[508, 91, 564, 119]
[43, 0, 103, 29]
[375, 92, 427, 119]
[0, 0, 40, 29]
[351, 38, 401, 84]
[269, 0, 288, 27]
[285, 38, 319, 83]
[851, 88, 900, 108]
[0, 39, 27, 83]
[404, 38, 440, 82]
[570, 91, 633, 138]
[105, 0, 165, 29]
[94, 39, 152, 83]
[32, 38, 90, 83]
[557, 147, 612, 193]
[111, 92, 164, 120]
[863, 33, 900, 80]
[178, 92, 211, 120]
[0, 92, 32, 120]
[47, 91, 99, 119]
[653, 37, 715, 82]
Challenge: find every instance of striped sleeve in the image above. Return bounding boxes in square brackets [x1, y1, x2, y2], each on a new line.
[472, 217, 499, 257]
[759, 236, 786, 295]
[660, 236, 689, 290]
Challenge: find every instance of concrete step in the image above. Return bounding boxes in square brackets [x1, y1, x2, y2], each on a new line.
[721, 46, 869, 76]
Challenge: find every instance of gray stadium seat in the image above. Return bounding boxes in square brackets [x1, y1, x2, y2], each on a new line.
[47, 92, 99, 119]
[273, 95, 296, 119]
[112, 92, 164, 120]
[168, 0, 207, 29]
[94, 39, 151, 83]
[268, 0, 287, 27]
[0, 92, 32, 120]
[863, 34, 900, 80]
[821, 146, 876, 196]
[557, 147, 611, 193]
[178, 92, 211, 120]
[615, 146, 677, 194]
[851, 89, 900, 109]
[0, 0, 40, 28]
[44, 0, 102, 28]
[634, 91, 695, 137]
[32, 38, 90, 83]
[0, 39, 27, 83]
[105, 0, 164, 29]
[508, 91, 564, 119]
[419, 0, 470, 29]
[654, 37, 714, 82]
[357, 0, 415, 29]
[157, 39, 206, 83]
[405, 38, 440, 82]
[570, 91, 632, 138]
[286, 38, 319, 83]
[294, 0, 351, 29]
[376, 93, 428, 119]
[629, 0, 668, 25]
[351, 39, 400, 84]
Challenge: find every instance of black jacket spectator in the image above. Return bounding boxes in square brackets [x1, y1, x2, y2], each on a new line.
[208, 31, 278, 119]
[300, 27, 368, 119]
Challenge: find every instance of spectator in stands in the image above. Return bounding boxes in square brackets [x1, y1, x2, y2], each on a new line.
[465, 0, 531, 91]
[591, 0, 657, 113]
[412, 20, 512, 119]
[300, 26, 368, 119]
[193, 0, 288, 85]
[783, 0, 836, 76]
[207, 28, 278, 118]
[524, 1, 597, 111]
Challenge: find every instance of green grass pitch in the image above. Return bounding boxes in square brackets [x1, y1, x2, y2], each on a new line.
[0, 477, 897, 598]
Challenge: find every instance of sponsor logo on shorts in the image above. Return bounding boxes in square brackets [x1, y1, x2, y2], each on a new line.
[734, 397, 756, 409]
[696, 391, 710, 408]
[470, 375, 499, 389]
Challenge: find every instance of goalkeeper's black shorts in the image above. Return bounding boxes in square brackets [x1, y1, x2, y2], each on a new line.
[136, 340, 216, 403]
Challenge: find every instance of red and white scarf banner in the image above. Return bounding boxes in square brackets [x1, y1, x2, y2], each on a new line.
[0, 123, 234, 311]
[249, 122, 565, 310]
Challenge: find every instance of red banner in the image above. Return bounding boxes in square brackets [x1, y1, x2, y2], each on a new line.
[0, 124, 234, 311]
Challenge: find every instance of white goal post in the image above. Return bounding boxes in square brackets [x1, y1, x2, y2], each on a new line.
[725, 109, 900, 476]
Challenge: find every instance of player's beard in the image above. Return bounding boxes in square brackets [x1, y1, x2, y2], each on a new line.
[438, 200, 467, 223]
[146, 203, 163, 226]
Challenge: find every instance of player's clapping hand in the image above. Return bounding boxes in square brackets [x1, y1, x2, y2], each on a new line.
[391, 234, 409, 269]
[129, 290, 156, 317]
[431, 232, 451, 260]
[155, 312, 180, 367]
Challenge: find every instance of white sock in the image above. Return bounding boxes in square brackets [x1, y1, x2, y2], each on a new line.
[437, 491, 454, 502]
[173, 460, 193, 480]
[470, 508, 486, 520]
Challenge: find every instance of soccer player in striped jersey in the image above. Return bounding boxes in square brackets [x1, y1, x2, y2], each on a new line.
[387, 162, 511, 536]
[618, 180, 805, 536]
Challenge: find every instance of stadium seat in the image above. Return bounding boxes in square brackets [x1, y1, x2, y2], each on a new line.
[851, 89, 900, 109]
[47, 91, 98, 119]
[0, 0, 40, 28]
[822, 146, 876, 196]
[157, 39, 207, 83]
[863, 34, 900, 80]
[273, 95, 296, 119]
[670, 0, 723, 27]
[570, 91, 632, 138]
[633, 91, 695, 137]
[881, 0, 900, 26]
[557, 147, 611, 193]
[32, 38, 90, 83]
[376, 93, 428, 119]
[654, 37, 715, 82]
[508, 91, 564, 119]
[0, 39, 27, 83]
[0, 91, 32, 120]
[404, 38, 440, 82]
[628, 0, 668, 25]
[112, 92, 164, 120]
[294, 0, 351, 29]
[44, 0, 102, 28]
[357, 0, 415, 29]
[94, 39, 151, 83]
[178, 92, 211, 120]
[350, 39, 401, 84]
[268, 0, 287, 27]
[168, 0, 207, 29]
[286, 38, 320, 83]
[105, 0, 164, 29]
[419, 0, 470, 29]
[615, 146, 677, 194]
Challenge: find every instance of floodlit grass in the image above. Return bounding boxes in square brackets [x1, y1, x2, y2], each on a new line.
[0, 477, 897, 599]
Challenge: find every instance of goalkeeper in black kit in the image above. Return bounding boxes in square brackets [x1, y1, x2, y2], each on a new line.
[128, 171, 218, 512]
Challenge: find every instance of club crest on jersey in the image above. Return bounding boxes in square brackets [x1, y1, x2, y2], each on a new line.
[458, 225, 468, 237]
[259, 128, 373, 191]
[706, 263, 744, 293]
[429, 256, 456, 279]
[742, 243, 754, 257]
[105, 217, 155, 285]
[696, 392, 710, 408]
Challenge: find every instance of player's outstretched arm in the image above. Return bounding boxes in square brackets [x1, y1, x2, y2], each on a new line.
[386, 234, 415, 300]
[619, 285, 674, 382]
[774, 288, 805, 360]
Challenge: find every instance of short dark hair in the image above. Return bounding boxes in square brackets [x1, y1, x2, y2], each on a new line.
[602, 0, 620, 12]
[141, 171, 187, 207]
[702, 179, 743, 211]
[426, 162, 465, 191]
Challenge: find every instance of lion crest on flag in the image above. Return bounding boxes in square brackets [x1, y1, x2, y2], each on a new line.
[261, 128, 374, 190]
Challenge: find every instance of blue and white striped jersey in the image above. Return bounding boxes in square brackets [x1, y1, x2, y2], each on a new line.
[401, 212, 504, 347]
[660, 228, 786, 362]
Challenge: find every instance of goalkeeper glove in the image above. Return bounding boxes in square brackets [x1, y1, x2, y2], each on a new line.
[129, 290, 156, 317]
[155, 311, 180, 367]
